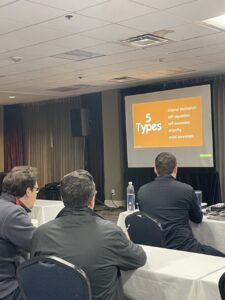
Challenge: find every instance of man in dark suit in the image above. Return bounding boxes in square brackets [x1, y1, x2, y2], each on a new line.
[137, 152, 225, 256]
[31, 169, 146, 300]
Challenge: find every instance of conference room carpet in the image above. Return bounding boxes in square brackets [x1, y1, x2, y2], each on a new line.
[95, 205, 125, 224]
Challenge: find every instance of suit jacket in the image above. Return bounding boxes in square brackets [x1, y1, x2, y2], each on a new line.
[31, 207, 146, 300]
[137, 175, 203, 252]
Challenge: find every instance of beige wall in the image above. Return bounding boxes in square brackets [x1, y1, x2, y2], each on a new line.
[102, 90, 124, 202]
[0, 106, 3, 172]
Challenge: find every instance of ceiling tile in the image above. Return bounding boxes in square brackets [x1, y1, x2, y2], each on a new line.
[81, 24, 144, 42]
[46, 34, 104, 50]
[83, 42, 134, 55]
[120, 10, 187, 34]
[27, 0, 110, 12]
[0, 17, 28, 34]
[42, 13, 109, 35]
[164, 32, 225, 53]
[5, 25, 70, 44]
[0, 62, 44, 75]
[0, 36, 35, 50]
[79, 0, 155, 23]
[1, 44, 69, 62]
[29, 57, 71, 67]
[166, 0, 225, 22]
[84, 53, 134, 66]
[167, 23, 219, 41]
[0, 0, 65, 25]
[129, 0, 197, 10]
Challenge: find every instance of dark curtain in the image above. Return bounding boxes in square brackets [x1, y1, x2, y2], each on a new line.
[4, 105, 24, 172]
[127, 168, 220, 206]
[82, 93, 105, 203]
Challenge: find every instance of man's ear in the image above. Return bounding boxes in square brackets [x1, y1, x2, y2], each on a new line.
[172, 166, 178, 178]
[174, 166, 178, 175]
[88, 195, 95, 209]
[25, 187, 32, 197]
[154, 166, 158, 176]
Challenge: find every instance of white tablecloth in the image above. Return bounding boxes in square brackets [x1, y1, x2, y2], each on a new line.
[30, 199, 64, 225]
[122, 245, 225, 300]
[191, 218, 225, 253]
[117, 210, 225, 253]
[31, 219, 38, 227]
[198, 268, 224, 300]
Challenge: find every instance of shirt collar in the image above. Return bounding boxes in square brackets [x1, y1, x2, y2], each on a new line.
[56, 206, 104, 219]
[1, 192, 31, 212]
[17, 199, 31, 213]
[155, 174, 175, 180]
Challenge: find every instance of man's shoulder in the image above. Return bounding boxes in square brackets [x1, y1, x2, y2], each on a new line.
[96, 216, 121, 232]
[0, 198, 26, 220]
[34, 219, 56, 233]
[172, 179, 193, 191]
[138, 182, 153, 192]
[34, 216, 123, 243]
[138, 177, 194, 194]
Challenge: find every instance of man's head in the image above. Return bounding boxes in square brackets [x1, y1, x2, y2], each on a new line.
[60, 169, 96, 209]
[155, 152, 177, 177]
[2, 166, 38, 208]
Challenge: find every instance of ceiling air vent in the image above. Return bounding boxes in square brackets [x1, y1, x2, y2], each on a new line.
[120, 33, 170, 48]
[48, 84, 92, 92]
[52, 49, 105, 61]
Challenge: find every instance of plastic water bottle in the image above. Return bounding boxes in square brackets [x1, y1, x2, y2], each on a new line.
[127, 182, 135, 211]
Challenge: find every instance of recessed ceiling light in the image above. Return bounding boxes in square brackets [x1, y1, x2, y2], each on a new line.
[9, 96, 15, 99]
[203, 14, 225, 30]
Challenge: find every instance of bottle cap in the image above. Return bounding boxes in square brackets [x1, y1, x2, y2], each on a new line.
[128, 181, 132, 185]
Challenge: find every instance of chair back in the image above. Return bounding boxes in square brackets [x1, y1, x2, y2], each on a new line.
[125, 211, 165, 247]
[17, 256, 91, 300]
[219, 272, 225, 300]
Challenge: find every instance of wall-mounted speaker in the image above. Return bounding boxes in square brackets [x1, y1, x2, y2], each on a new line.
[70, 109, 90, 137]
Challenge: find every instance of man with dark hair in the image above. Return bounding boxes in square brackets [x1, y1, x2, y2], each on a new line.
[0, 166, 38, 300]
[31, 169, 146, 300]
[137, 152, 225, 257]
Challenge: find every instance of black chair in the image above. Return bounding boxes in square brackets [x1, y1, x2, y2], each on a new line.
[37, 182, 61, 200]
[17, 256, 92, 300]
[125, 211, 165, 247]
[219, 272, 225, 300]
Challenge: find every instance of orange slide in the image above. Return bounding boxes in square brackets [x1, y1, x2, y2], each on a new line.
[132, 96, 202, 148]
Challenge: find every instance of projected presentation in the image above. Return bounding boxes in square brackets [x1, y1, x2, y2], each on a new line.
[125, 85, 214, 168]
[132, 96, 202, 148]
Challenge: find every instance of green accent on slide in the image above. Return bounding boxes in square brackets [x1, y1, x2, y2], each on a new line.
[200, 154, 212, 158]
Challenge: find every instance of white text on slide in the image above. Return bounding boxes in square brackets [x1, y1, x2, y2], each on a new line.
[136, 113, 162, 135]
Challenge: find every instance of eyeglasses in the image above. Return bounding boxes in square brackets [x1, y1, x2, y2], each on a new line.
[33, 186, 39, 194]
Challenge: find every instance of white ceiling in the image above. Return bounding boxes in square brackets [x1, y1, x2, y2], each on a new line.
[0, 0, 225, 104]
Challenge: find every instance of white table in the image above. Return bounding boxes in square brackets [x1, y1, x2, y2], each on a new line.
[117, 210, 225, 253]
[122, 245, 225, 300]
[198, 268, 224, 300]
[31, 219, 38, 227]
[191, 218, 225, 253]
[30, 199, 64, 226]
